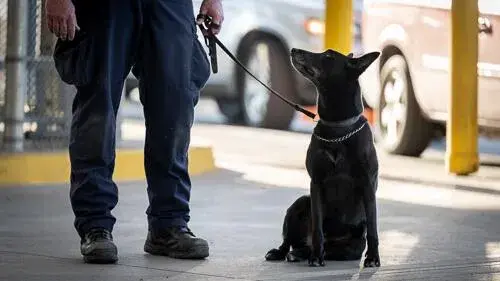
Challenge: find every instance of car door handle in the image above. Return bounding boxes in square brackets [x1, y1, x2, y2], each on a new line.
[478, 16, 493, 34]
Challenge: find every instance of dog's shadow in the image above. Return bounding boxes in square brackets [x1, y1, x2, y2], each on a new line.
[274, 260, 380, 281]
[267, 258, 379, 281]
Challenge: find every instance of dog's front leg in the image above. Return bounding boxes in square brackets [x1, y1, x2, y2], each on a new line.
[363, 176, 380, 267]
[309, 182, 325, 267]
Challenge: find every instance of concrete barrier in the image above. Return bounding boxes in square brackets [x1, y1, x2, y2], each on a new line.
[0, 145, 216, 186]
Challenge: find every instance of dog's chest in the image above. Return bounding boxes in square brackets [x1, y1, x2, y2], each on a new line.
[321, 171, 365, 227]
[322, 171, 361, 206]
[306, 136, 365, 219]
[306, 139, 358, 180]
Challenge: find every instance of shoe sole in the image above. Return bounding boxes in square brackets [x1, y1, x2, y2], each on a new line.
[144, 241, 209, 259]
[82, 242, 118, 264]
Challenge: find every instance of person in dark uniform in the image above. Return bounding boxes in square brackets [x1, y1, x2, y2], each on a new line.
[45, 0, 223, 264]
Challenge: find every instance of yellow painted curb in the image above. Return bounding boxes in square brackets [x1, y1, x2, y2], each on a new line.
[0, 146, 216, 186]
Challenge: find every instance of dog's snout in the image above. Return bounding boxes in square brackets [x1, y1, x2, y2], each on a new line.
[291, 49, 305, 62]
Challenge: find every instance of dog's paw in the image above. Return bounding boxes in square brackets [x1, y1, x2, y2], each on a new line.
[286, 252, 304, 263]
[265, 249, 286, 261]
[363, 252, 381, 267]
[308, 256, 325, 267]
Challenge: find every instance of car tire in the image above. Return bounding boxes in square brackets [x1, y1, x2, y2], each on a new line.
[125, 75, 139, 100]
[375, 54, 433, 157]
[215, 97, 245, 125]
[234, 37, 298, 130]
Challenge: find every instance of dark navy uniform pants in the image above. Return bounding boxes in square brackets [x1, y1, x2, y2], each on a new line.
[53, 0, 211, 238]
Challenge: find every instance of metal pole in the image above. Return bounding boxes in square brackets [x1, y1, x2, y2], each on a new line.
[445, 0, 479, 175]
[3, 0, 29, 152]
[324, 0, 353, 54]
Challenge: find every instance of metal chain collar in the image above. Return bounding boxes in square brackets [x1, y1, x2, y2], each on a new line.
[313, 122, 367, 143]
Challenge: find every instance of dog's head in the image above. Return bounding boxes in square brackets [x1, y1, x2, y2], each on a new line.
[290, 48, 380, 122]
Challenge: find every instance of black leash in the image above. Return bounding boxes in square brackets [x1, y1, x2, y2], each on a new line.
[196, 15, 317, 120]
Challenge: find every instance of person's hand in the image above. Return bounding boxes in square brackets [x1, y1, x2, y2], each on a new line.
[196, 0, 224, 35]
[45, 0, 79, 41]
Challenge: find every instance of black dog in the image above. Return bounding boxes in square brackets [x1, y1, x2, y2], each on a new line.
[265, 48, 381, 268]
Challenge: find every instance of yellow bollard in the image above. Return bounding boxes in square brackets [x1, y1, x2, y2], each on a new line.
[324, 0, 353, 54]
[445, 0, 479, 175]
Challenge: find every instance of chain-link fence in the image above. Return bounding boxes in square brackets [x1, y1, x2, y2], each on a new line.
[0, 0, 76, 152]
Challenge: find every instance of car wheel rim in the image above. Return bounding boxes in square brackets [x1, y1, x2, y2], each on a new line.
[380, 70, 407, 147]
[243, 43, 271, 126]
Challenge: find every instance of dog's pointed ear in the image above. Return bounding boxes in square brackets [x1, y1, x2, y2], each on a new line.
[347, 53, 354, 58]
[347, 51, 380, 76]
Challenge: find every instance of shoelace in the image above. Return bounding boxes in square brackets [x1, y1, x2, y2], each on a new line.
[180, 227, 195, 237]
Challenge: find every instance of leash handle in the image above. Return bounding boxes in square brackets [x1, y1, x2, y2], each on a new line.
[196, 14, 317, 121]
[198, 14, 218, 73]
[207, 36, 218, 73]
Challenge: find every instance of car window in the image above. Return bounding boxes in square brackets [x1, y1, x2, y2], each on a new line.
[354, 0, 364, 12]
[272, 0, 323, 9]
[363, 0, 448, 9]
[479, 1, 500, 16]
[364, 0, 500, 15]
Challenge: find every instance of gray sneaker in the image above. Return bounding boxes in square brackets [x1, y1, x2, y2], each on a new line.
[144, 227, 209, 259]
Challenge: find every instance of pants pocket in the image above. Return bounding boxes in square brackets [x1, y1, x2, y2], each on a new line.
[190, 36, 211, 92]
[53, 31, 96, 87]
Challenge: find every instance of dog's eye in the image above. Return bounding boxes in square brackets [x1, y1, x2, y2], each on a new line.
[324, 52, 335, 59]
[323, 54, 334, 61]
[324, 50, 335, 57]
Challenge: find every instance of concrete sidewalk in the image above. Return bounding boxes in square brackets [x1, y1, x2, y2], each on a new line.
[188, 124, 500, 195]
[1, 169, 500, 281]
[377, 148, 500, 195]
[121, 97, 500, 193]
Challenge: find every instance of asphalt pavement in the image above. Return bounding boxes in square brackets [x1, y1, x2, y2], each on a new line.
[2, 168, 500, 281]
